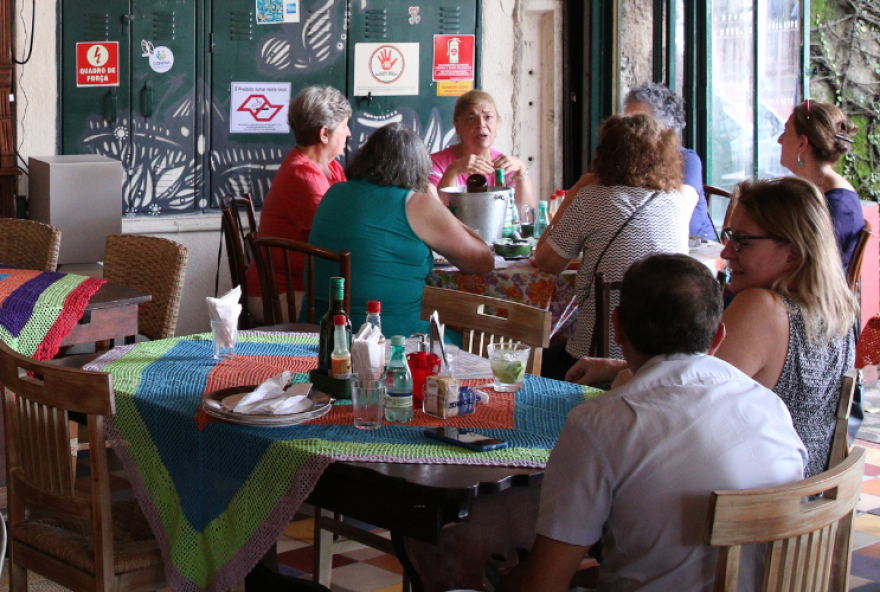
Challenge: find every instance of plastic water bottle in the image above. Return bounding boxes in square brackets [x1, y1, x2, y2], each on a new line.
[366, 300, 386, 367]
[385, 335, 414, 423]
[534, 201, 551, 238]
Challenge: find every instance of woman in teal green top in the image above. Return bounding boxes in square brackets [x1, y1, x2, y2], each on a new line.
[307, 123, 494, 337]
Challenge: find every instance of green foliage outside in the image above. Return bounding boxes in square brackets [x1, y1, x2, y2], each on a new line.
[811, 0, 880, 200]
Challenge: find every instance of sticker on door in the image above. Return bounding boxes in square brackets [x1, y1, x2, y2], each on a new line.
[230, 82, 292, 133]
[257, 0, 300, 23]
[354, 43, 419, 97]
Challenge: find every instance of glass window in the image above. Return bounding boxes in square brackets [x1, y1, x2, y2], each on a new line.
[707, 0, 755, 193]
[756, 0, 800, 179]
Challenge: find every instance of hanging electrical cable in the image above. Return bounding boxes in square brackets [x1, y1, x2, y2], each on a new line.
[12, 0, 36, 65]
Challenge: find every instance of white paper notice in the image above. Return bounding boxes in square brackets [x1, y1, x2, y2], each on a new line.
[230, 82, 291, 134]
[353, 43, 420, 97]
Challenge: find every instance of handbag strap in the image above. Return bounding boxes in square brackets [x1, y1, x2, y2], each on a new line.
[578, 191, 661, 308]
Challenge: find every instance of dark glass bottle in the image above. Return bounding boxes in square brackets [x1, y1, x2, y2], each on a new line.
[318, 277, 351, 372]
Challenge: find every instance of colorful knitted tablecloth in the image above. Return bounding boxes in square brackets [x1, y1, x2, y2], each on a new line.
[427, 259, 578, 339]
[86, 331, 599, 592]
[0, 266, 106, 360]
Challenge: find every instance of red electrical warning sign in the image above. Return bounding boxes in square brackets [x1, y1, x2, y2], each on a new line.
[433, 35, 475, 82]
[76, 42, 120, 87]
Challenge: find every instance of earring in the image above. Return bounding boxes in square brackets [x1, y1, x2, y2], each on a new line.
[797, 153, 803, 167]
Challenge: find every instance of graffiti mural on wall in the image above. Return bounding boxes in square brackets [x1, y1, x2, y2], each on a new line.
[71, 0, 456, 215]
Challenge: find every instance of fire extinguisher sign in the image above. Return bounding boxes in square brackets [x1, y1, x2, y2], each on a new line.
[76, 42, 120, 87]
[432, 35, 475, 82]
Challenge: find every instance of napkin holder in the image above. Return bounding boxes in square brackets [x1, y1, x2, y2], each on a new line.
[309, 368, 352, 400]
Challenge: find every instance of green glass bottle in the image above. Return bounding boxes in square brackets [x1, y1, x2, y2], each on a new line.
[318, 277, 351, 372]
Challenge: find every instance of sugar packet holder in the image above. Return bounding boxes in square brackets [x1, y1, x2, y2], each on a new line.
[423, 375, 489, 419]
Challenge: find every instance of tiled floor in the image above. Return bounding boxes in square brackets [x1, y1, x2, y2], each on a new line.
[8, 441, 880, 592]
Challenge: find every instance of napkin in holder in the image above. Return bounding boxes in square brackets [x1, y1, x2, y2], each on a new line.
[309, 322, 384, 399]
[206, 287, 242, 352]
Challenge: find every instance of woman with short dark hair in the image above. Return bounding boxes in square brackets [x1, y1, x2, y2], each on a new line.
[534, 114, 692, 378]
[308, 123, 494, 336]
[778, 99, 863, 269]
[246, 85, 352, 323]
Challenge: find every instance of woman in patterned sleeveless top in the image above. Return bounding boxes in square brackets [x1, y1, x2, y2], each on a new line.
[568, 177, 858, 478]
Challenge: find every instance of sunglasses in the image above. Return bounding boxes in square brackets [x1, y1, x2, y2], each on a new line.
[721, 228, 785, 252]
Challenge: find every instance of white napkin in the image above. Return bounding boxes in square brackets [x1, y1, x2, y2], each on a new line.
[352, 323, 384, 376]
[206, 287, 242, 348]
[232, 371, 314, 414]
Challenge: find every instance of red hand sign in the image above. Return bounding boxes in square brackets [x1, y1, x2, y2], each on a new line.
[378, 49, 398, 71]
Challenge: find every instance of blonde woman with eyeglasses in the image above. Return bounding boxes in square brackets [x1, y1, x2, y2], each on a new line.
[777, 99, 864, 269]
[567, 177, 858, 478]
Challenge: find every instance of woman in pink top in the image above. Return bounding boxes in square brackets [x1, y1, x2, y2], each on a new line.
[428, 90, 536, 210]
[246, 85, 352, 323]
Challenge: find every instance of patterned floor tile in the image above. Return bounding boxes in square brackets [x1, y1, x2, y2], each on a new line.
[852, 553, 880, 581]
[852, 583, 880, 592]
[277, 536, 311, 554]
[851, 575, 874, 589]
[278, 545, 357, 575]
[284, 518, 316, 544]
[859, 543, 880, 560]
[327, 562, 402, 592]
[854, 531, 880, 551]
[859, 494, 880, 513]
[865, 464, 880, 477]
[341, 547, 389, 562]
[364, 553, 405, 576]
[857, 515, 880, 537]
[862, 479, 880, 497]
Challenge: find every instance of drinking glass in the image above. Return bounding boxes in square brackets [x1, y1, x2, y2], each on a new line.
[486, 343, 530, 392]
[351, 368, 385, 430]
[211, 320, 237, 360]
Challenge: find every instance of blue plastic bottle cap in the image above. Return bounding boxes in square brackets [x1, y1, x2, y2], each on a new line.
[391, 335, 406, 346]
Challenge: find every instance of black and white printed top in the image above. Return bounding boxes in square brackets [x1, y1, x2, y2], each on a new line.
[545, 185, 692, 359]
[776, 295, 855, 478]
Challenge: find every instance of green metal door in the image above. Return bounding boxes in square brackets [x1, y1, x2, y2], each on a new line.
[346, 1, 477, 156]
[60, 0, 132, 196]
[61, 0, 200, 215]
[209, 0, 348, 207]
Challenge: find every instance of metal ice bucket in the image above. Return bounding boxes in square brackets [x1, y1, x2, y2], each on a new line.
[441, 186, 511, 244]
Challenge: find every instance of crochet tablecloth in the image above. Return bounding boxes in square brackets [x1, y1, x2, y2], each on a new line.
[0, 266, 106, 360]
[86, 331, 598, 592]
[427, 258, 578, 339]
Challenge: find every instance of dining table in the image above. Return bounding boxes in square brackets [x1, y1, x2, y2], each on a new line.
[0, 265, 151, 509]
[83, 329, 602, 592]
[426, 241, 725, 341]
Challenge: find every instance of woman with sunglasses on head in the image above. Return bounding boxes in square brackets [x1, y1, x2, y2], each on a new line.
[568, 177, 858, 478]
[777, 100, 863, 269]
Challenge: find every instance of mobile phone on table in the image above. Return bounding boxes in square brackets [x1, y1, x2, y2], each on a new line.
[424, 427, 508, 452]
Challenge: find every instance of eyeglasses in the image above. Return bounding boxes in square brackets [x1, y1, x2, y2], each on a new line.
[721, 228, 784, 252]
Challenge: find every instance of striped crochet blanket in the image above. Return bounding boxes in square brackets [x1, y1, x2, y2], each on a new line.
[0, 267, 106, 360]
[87, 331, 599, 592]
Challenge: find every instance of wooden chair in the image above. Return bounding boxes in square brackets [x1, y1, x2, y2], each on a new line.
[705, 446, 865, 592]
[420, 286, 551, 374]
[103, 235, 188, 341]
[0, 218, 61, 271]
[246, 234, 350, 324]
[830, 368, 860, 468]
[589, 272, 622, 359]
[846, 220, 872, 292]
[704, 186, 737, 244]
[221, 194, 258, 329]
[0, 337, 165, 592]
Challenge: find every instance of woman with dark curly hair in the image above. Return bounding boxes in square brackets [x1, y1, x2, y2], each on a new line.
[778, 99, 863, 269]
[534, 114, 693, 379]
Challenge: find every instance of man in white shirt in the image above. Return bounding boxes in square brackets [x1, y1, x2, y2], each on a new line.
[500, 254, 806, 592]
